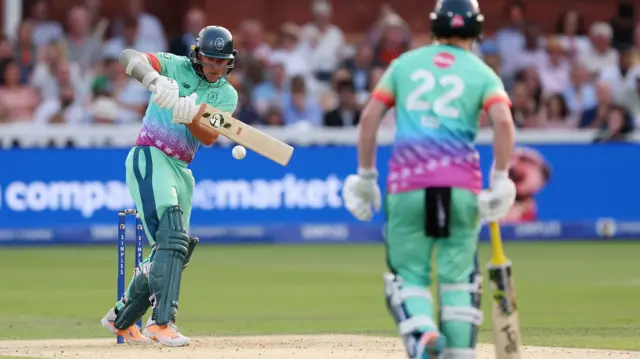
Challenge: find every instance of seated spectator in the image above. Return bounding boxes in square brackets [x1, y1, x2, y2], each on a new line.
[282, 75, 322, 127]
[617, 75, 640, 127]
[341, 42, 374, 95]
[515, 67, 543, 111]
[270, 23, 312, 81]
[563, 63, 597, 117]
[599, 43, 640, 96]
[555, 10, 589, 59]
[112, 0, 166, 53]
[494, 1, 527, 78]
[61, 5, 102, 74]
[35, 83, 87, 124]
[31, 43, 87, 102]
[0, 35, 14, 81]
[27, 0, 64, 47]
[103, 15, 157, 55]
[480, 40, 512, 90]
[539, 93, 575, 128]
[579, 81, 615, 128]
[263, 106, 285, 126]
[372, 14, 410, 67]
[323, 80, 360, 127]
[512, 24, 546, 74]
[169, 7, 205, 57]
[319, 67, 353, 111]
[631, 24, 640, 66]
[510, 81, 538, 128]
[252, 61, 288, 117]
[610, 0, 635, 49]
[593, 105, 634, 142]
[0, 60, 40, 122]
[536, 36, 571, 96]
[360, 66, 386, 107]
[579, 22, 618, 76]
[236, 20, 272, 64]
[234, 84, 261, 125]
[15, 21, 37, 83]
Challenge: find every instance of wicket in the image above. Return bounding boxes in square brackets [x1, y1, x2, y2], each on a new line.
[116, 209, 145, 344]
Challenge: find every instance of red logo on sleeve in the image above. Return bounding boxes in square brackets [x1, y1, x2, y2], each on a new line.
[433, 52, 455, 68]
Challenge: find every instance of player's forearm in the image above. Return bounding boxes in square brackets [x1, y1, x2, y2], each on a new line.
[489, 103, 515, 171]
[119, 49, 159, 90]
[358, 99, 386, 169]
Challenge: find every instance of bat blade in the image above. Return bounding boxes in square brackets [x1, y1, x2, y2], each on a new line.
[488, 222, 522, 359]
[195, 104, 294, 166]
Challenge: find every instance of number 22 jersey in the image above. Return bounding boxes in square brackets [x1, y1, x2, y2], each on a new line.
[371, 44, 511, 194]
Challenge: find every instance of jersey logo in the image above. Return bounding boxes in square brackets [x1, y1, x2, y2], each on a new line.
[182, 82, 191, 89]
[214, 38, 225, 50]
[433, 52, 455, 69]
[450, 14, 465, 28]
[207, 92, 218, 103]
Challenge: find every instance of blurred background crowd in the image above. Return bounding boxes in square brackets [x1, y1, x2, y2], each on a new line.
[0, 0, 638, 141]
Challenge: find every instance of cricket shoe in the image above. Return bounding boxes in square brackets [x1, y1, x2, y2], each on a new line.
[101, 308, 154, 344]
[143, 317, 190, 347]
[415, 331, 446, 359]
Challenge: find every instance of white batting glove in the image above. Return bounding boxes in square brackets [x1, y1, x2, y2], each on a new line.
[342, 168, 382, 221]
[478, 170, 516, 222]
[172, 93, 199, 124]
[148, 75, 179, 109]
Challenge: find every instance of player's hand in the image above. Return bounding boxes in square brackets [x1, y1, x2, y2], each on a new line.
[342, 168, 381, 221]
[478, 170, 516, 222]
[149, 75, 179, 109]
[172, 93, 199, 125]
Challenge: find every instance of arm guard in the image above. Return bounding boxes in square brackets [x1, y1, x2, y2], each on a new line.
[119, 49, 160, 90]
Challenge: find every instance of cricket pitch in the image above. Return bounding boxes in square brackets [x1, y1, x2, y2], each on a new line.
[1, 335, 639, 359]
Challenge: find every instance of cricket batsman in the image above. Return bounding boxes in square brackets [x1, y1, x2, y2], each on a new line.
[342, 1, 516, 358]
[100, 25, 238, 346]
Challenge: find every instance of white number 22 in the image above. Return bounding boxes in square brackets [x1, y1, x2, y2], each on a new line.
[406, 69, 464, 118]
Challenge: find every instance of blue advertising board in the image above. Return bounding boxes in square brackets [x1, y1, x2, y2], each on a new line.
[1, 143, 639, 245]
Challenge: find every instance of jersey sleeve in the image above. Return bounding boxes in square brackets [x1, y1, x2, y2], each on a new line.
[482, 70, 512, 111]
[144, 52, 181, 76]
[370, 60, 398, 107]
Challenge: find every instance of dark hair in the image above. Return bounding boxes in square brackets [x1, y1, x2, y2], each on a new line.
[555, 10, 586, 36]
[123, 15, 138, 29]
[290, 75, 306, 93]
[336, 80, 355, 93]
[546, 93, 569, 118]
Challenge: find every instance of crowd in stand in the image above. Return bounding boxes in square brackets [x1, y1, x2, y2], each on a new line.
[0, 0, 638, 140]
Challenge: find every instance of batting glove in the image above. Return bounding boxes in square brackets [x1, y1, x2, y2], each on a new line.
[342, 168, 382, 221]
[478, 170, 516, 222]
[172, 93, 199, 125]
[148, 74, 180, 109]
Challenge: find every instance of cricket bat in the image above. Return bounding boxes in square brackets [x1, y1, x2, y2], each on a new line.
[193, 103, 294, 166]
[488, 221, 522, 359]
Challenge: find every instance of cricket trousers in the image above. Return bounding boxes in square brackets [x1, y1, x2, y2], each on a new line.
[385, 188, 483, 352]
[115, 145, 195, 311]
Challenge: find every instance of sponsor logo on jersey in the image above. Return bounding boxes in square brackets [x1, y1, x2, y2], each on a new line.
[434, 52, 455, 68]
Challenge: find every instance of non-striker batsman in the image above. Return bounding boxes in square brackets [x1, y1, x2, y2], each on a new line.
[342, 0, 517, 358]
[100, 25, 238, 346]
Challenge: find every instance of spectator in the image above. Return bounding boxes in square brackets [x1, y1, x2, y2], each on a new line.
[537, 36, 571, 96]
[510, 81, 538, 128]
[555, 10, 589, 59]
[579, 22, 618, 76]
[168, 8, 206, 57]
[27, 0, 64, 47]
[251, 61, 288, 117]
[0, 35, 14, 81]
[323, 80, 360, 127]
[0, 60, 40, 122]
[599, 43, 640, 96]
[103, 15, 156, 55]
[112, 0, 166, 53]
[593, 105, 634, 142]
[631, 24, 640, 66]
[539, 93, 575, 128]
[579, 81, 616, 128]
[270, 23, 313, 81]
[342, 42, 374, 95]
[362, 66, 386, 108]
[319, 67, 353, 111]
[495, 1, 527, 78]
[236, 20, 272, 64]
[563, 63, 598, 117]
[617, 76, 640, 126]
[372, 13, 410, 67]
[263, 106, 285, 126]
[61, 6, 102, 74]
[515, 67, 543, 111]
[610, 0, 635, 50]
[15, 21, 37, 84]
[31, 41, 85, 101]
[91, 50, 150, 123]
[234, 84, 261, 125]
[299, 0, 345, 83]
[33, 60, 87, 124]
[512, 24, 545, 73]
[282, 75, 322, 126]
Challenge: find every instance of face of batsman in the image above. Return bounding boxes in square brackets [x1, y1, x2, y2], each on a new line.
[508, 147, 551, 199]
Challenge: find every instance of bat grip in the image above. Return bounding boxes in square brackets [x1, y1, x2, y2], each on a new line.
[489, 222, 508, 264]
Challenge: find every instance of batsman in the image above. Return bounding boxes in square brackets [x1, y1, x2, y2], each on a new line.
[342, 1, 516, 358]
[100, 25, 238, 346]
